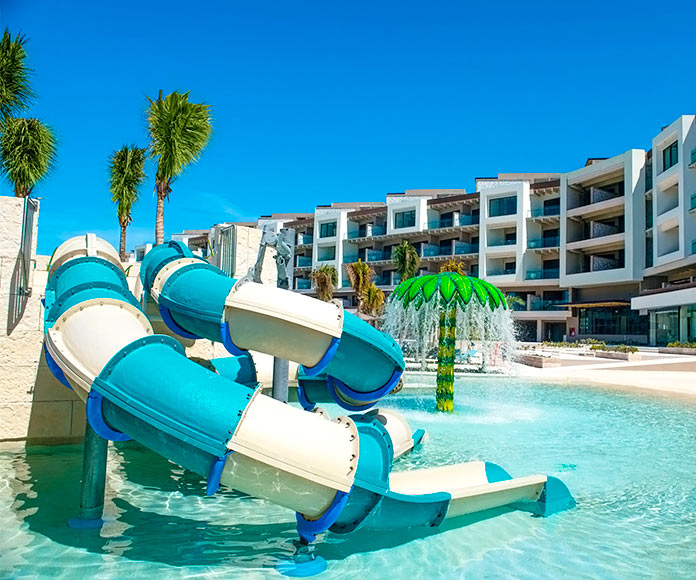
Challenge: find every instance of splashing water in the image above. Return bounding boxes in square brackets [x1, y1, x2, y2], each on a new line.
[384, 294, 518, 373]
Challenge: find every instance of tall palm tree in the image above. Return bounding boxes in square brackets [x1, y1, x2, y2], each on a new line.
[310, 265, 338, 302]
[0, 29, 33, 122]
[109, 145, 147, 261]
[361, 283, 385, 318]
[345, 259, 374, 313]
[393, 241, 419, 281]
[146, 90, 212, 245]
[0, 117, 56, 197]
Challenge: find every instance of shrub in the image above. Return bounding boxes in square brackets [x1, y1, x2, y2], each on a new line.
[666, 341, 696, 349]
[590, 344, 638, 353]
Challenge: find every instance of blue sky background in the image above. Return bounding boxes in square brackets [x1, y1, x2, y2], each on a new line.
[1, 0, 693, 254]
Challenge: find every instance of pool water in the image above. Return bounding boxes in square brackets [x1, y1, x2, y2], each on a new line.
[1, 378, 695, 579]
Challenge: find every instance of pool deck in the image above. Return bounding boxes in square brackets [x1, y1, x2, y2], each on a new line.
[513, 349, 696, 397]
[405, 349, 696, 398]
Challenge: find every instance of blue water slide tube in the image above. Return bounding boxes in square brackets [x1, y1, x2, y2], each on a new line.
[139, 241, 405, 411]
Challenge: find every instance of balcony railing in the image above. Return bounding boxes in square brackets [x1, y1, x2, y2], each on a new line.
[297, 234, 313, 245]
[525, 269, 560, 280]
[487, 238, 516, 247]
[527, 236, 560, 249]
[487, 268, 516, 276]
[529, 207, 560, 218]
[343, 255, 359, 264]
[691, 193, 696, 211]
[529, 298, 567, 310]
[296, 256, 312, 267]
[692, 239, 696, 255]
[347, 225, 386, 239]
[366, 249, 389, 262]
[454, 241, 479, 255]
[295, 279, 311, 290]
[427, 215, 479, 229]
[691, 148, 696, 166]
[374, 275, 393, 286]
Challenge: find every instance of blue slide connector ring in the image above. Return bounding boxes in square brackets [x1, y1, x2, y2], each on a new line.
[300, 336, 341, 377]
[220, 321, 248, 356]
[159, 304, 202, 340]
[43, 344, 72, 390]
[86, 390, 131, 442]
[332, 369, 403, 403]
[206, 450, 233, 496]
[296, 382, 316, 411]
[296, 488, 352, 544]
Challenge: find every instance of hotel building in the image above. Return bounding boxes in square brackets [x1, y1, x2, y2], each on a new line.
[173, 114, 696, 346]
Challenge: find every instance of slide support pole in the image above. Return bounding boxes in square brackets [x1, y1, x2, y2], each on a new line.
[68, 422, 108, 528]
[272, 357, 289, 402]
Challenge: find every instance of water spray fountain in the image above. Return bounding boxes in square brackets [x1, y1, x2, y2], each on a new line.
[384, 273, 517, 412]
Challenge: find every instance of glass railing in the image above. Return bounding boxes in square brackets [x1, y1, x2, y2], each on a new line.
[692, 239, 696, 255]
[298, 234, 313, 245]
[427, 215, 479, 229]
[530, 298, 567, 310]
[342, 255, 359, 264]
[295, 256, 312, 267]
[527, 237, 560, 249]
[691, 193, 696, 211]
[374, 276, 393, 286]
[366, 250, 387, 262]
[529, 207, 560, 218]
[488, 238, 516, 247]
[347, 225, 386, 238]
[525, 269, 560, 280]
[454, 242, 479, 255]
[691, 148, 696, 165]
[295, 279, 311, 290]
[487, 268, 516, 276]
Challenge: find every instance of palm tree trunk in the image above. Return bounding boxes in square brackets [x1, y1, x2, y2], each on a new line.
[155, 181, 165, 245]
[436, 305, 457, 412]
[119, 221, 127, 262]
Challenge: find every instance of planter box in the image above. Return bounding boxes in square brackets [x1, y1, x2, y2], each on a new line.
[594, 351, 641, 362]
[658, 347, 696, 356]
[518, 354, 561, 368]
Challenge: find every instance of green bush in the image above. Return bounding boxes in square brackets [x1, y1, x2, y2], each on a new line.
[590, 344, 638, 353]
[666, 341, 696, 349]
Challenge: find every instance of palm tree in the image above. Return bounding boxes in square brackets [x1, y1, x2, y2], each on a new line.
[0, 117, 56, 197]
[109, 145, 147, 261]
[439, 258, 466, 275]
[146, 90, 212, 245]
[310, 265, 338, 302]
[361, 283, 385, 318]
[0, 29, 33, 122]
[393, 241, 419, 281]
[346, 259, 374, 313]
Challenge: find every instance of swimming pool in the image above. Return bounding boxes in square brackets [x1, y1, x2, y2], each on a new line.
[1, 378, 695, 578]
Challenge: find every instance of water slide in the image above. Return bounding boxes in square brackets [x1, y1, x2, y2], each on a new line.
[43, 234, 574, 548]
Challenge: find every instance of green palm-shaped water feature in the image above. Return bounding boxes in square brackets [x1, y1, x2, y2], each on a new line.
[388, 273, 509, 412]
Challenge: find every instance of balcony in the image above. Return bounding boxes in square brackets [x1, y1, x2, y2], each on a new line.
[374, 275, 394, 286]
[691, 193, 696, 212]
[427, 214, 479, 230]
[527, 236, 560, 249]
[347, 225, 386, 239]
[487, 267, 516, 276]
[295, 256, 312, 268]
[297, 234, 313, 246]
[525, 269, 560, 280]
[342, 255, 359, 264]
[295, 279, 311, 290]
[690, 148, 696, 168]
[454, 241, 479, 255]
[487, 238, 516, 247]
[366, 249, 390, 262]
[528, 207, 560, 218]
[422, 244, 452, 258]
[530, 298, 567, 310]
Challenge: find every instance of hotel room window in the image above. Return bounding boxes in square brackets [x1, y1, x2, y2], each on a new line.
[319, 221, 337, 238]
[662, 141, 678, 172]
[394, 209, 416, 229]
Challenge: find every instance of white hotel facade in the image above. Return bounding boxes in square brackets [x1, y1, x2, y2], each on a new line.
[180, 114, 696, 346]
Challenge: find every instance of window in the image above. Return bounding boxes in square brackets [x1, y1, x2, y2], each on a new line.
[489, 195, 517, 217]
[504, 261, 516, 274]
[319, 221, 336, 238]
[317, 246, 336, 261]
[646, 237, 653, 268]
[543, 198, 560, 215]
[505, 231, 517, 244]
[394, 209, 416, 229]
[578, 307, 648, 336]
[646, 199, 653, 229]
[663, 141, 678, 172]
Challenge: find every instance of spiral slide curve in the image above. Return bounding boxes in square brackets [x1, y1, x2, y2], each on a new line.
[43, 235, 575, 546]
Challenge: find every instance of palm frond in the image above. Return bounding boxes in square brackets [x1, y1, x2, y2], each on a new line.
[0, 117, 56, 197]
[0, 29, 33, 122]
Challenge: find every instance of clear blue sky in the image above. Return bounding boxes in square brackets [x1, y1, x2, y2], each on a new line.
[2, 0, 693, 254]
